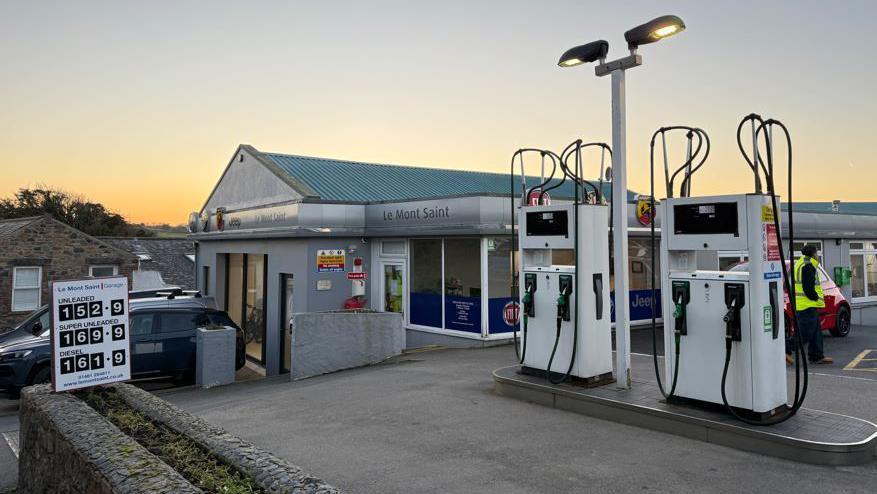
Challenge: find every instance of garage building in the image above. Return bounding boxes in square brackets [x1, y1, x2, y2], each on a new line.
[190, 145, 877, 376]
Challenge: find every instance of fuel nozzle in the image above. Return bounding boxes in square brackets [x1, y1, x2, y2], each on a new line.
[671, 281, 690, 336]
[556, 275, 573, 322]
[523, 274, 537, 317]
[723, 283, 745, 342]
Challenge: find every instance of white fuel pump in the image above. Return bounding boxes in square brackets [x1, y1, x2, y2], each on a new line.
[649, 116, 807, 424]
[659, 194, 786, 415]
[511, 143, 613, 385]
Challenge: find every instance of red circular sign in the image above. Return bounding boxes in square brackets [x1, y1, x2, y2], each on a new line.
[528, 189, 551, 206]
[503, 301, 520, 327]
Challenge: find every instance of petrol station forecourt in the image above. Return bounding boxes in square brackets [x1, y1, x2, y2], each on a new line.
[5, 7, 877, 494]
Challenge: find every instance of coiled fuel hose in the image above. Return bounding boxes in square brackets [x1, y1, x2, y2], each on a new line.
[720, 115, 808, 426]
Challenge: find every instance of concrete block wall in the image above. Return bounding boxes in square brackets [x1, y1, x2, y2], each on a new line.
[290, 311, 404, 380]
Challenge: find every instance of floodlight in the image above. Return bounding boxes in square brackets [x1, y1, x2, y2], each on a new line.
[624, 15, 685, 49]
[558, 40, 609, 68]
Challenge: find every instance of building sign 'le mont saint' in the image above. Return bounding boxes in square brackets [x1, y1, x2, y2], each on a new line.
[382, 206, 451, 222]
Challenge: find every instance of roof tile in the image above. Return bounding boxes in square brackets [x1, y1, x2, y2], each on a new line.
[263, 153, 630, 203]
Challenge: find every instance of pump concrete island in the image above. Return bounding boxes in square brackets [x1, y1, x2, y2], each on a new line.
[511, 142, 614, 386]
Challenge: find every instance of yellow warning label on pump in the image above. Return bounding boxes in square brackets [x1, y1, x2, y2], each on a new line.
[761, 205, 775, 223]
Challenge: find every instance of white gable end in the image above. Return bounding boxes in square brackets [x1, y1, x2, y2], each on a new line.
[204, 146, 302, 212]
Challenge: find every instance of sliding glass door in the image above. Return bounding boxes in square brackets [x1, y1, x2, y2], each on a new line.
[225, 253, 267, 365]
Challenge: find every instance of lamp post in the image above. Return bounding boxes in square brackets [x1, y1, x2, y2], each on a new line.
[559, 15, 685, 389]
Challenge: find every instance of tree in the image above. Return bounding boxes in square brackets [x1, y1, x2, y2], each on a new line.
[0, 186, 154, 237]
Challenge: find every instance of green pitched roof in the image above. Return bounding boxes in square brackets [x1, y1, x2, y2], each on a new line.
[262, 152, 634, 203]
[782, 202, 877, 216]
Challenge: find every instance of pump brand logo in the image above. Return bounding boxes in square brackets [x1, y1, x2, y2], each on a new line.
[528, 189, 551, 206]
[502, 301, 520, 326]
[636, 195, 656, 226]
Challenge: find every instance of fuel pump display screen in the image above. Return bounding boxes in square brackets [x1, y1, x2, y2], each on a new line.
[673, 202, 739, 236]
[526, 210, 569, 236]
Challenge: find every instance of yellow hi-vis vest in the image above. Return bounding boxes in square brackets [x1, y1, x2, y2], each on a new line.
[793, 256, 825, 310]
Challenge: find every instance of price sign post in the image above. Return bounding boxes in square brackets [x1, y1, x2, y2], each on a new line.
[51, 277, 131, 392]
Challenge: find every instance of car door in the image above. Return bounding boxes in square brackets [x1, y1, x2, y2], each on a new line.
[156, 310, 199, 375]
[817, 265, 838, 327]
[129, 311, 159, 377]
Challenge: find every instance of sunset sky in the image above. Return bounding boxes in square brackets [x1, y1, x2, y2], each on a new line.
[2, 1, 874, 224]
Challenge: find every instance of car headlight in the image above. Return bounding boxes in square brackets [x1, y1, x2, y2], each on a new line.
[0, 349, 32, 361]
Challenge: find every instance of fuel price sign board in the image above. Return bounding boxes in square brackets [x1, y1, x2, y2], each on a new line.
[51, 277, 130, 392]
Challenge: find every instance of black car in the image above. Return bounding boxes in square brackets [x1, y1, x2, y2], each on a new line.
[0, 296, 245, 396]
[0, 308, 52, 392]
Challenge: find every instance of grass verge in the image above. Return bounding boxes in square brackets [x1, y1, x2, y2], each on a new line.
[78, 388, 263, 494]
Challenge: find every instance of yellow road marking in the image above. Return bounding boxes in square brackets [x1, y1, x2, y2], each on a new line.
[843, 349, 877, 372]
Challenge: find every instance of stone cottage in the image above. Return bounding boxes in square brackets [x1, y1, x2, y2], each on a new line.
[0, 215, 138, 328]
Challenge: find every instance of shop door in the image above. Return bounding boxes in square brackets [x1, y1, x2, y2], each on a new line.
[280, 273, 293, 374]
[381, 263, 405, 315]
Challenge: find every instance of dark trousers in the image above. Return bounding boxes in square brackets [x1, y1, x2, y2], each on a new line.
[793, 307, 824, 362]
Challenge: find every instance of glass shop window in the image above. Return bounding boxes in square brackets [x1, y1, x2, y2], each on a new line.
[409, 240, 443, 328]
[443, 239, 482, 333]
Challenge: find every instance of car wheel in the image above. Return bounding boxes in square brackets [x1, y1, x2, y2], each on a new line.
[830, 305, 851, 337]
[29, 366, 52, 386]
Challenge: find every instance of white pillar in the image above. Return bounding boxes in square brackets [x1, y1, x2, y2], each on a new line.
[611, 68, 631, 389]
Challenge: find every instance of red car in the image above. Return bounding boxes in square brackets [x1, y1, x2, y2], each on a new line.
[730, 261, 851, 337]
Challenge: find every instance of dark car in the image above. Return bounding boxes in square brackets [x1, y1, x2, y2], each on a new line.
[0, 314, 53, 393]
[0, 304, 50, 340]
[0, 296, 245, 396]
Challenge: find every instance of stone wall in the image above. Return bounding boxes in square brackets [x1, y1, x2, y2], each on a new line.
[290, 311, 404, 380]
[0, 216, 138, 328]
[18, 383, 340, 493]
[113, 384, 340, 493]
[18, 384, 197, 494]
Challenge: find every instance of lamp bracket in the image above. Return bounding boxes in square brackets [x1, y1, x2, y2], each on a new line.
[595, 54, 642, 77]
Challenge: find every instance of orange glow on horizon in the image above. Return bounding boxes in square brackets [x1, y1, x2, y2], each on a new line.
[2, 2, 874, 225]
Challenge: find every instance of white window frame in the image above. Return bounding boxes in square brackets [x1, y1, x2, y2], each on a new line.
[380, 240, 407, 257]
[850, 241, 877, 302]
[89, 265, 119, 277]
[12, 266, 42, 312]
[406, 237, 489, 340]
[790, 240, 823, 262]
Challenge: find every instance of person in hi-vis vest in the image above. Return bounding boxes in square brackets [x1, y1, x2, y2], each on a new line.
[788, 244, 833, 365]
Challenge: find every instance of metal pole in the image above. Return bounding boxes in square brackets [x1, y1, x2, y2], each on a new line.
[611, 68, 631, 389]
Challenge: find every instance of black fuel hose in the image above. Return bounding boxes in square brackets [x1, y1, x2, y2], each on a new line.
[719, 116, 808, 426]
[546, 140, 613, 385]
[648, 126, 707, 399]
[511, 148, 554, 363]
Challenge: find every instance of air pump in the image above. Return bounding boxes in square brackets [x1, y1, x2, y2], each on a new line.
[649, 115, 808, 425]
[510, 143, 613, 386]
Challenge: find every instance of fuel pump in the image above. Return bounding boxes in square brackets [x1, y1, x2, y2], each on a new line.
[650, 115, 807, 424]
[510, 143, 613, 386]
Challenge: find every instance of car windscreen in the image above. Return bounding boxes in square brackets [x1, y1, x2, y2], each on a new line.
[728, 263, 748, 272]
[32, 311, 50, 335]
[205, 311, 239, 330]
[159, 311, 201, 333]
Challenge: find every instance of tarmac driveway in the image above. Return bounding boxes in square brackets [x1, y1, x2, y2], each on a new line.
[165, 345, 877, 493]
